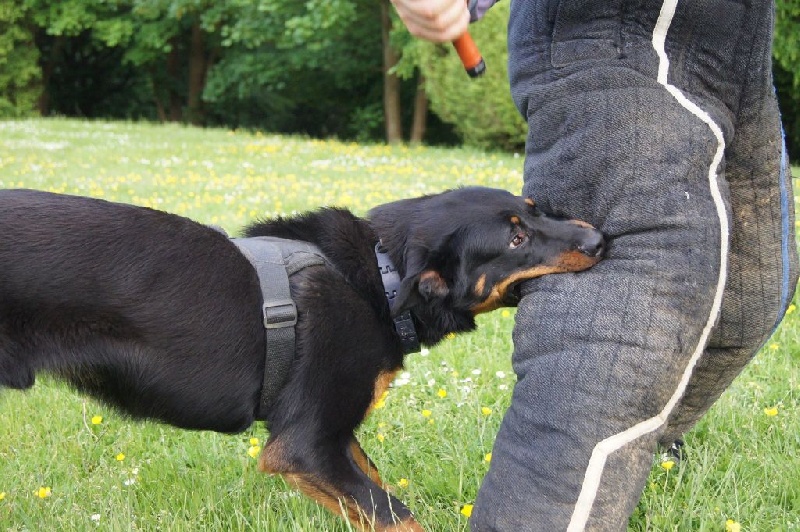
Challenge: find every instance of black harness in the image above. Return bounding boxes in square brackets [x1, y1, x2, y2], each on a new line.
[232, 236, 328, 419]
[232, 236, 419, 420]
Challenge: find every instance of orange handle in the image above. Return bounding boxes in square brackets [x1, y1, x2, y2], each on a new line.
[452, 32, 485, 78]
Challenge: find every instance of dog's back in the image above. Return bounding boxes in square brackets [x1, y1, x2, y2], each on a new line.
[0, 190, 263, 432]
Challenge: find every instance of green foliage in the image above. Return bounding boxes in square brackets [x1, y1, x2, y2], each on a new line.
[0, 0, 41, 116]
[2, 1, 799, 148]
[203, 0, 385, 136]
[776, 61, 800, 162]
[348, 102, 385, 142]
[23, 0, 105, 36]
[40, 31, 156, 119]
[775, 1, 800, 161]
[774, 0, 799, 85]
[414, 3, 526, 150]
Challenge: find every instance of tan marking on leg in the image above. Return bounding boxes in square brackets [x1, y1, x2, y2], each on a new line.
[367, 369, 399, 415]
[285, 472, 423, 532]
[524, 198, 536, 207]
[285, 473, 366, 525]
[474, 273, 487, 297]
[260, 443, 380, 529]
[258, 438, 290, 474]
[383, 518, 425, 531]
[349, 439, 385, 487]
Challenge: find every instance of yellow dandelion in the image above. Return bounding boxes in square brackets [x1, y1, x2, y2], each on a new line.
[247, 445, 260, 458]
[481, 407, 492, 416]
[461, 504, 474, 518]
[484, 453, 492, 463]
[787, 304, 796, 315]
[445, 333, 456, 340]
[35, 486, 52, 499]
[374, 390, 389, 409]
[725, 519, 741, 532]
[115, 453, 125, 462]
[660, 460, 675, 471]
[421, 409, 432, 418]
[377, 433, 385, 443]
[0, 492, 6, 501]
[437, 389, 447, 398]
[397, 478, 409, 488]
[501, 309, 511, 318]
[91, 415, 103, 425]
[249, 437, 260, 446]
[764, 407, 778, 417]
[768, 342, 779, 351]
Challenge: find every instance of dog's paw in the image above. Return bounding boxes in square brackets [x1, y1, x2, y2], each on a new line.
[659, 439, 686, 466]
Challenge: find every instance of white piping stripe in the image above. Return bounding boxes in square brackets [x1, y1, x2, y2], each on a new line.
[566, 0, 731, 529]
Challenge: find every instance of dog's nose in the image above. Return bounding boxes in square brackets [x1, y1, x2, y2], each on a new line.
[577, 231, 605, 258]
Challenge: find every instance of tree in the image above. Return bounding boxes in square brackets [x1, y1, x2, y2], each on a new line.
[380, 0, 402, 143]
[21, 0, 118, 114]
[203, 0, 388, 138]
[2, 0, 449, 143]
[414, 3, 525, 150]
[0, 0, 41, 116]
[114, 0, 230, 124]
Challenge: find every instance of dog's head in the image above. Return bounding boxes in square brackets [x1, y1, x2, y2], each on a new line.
[368, 187, 604, 340]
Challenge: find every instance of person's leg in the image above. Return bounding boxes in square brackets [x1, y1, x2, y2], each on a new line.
[471, 1, 796, 530]
[660, 10, 798, 443]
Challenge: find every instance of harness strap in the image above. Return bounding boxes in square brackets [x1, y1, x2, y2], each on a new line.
[232, 235, 418, 420]
[232, 237, 299, 418]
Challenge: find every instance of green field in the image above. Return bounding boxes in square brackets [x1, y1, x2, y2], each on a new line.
[0, 119, 798, 531]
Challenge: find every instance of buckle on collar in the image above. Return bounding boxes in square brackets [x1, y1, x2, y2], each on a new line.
[374, 241, 421, 354]
[393, 310, 420, 353]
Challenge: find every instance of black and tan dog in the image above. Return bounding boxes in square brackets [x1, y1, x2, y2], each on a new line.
[0, 187, 603, 530]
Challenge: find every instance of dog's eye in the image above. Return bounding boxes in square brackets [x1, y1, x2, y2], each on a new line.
[510, 233, 527, 249]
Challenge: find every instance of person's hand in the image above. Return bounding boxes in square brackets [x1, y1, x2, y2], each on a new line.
[389, 0, 470, 43]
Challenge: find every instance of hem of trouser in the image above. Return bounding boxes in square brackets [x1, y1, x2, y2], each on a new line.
[566, 1, 731, 529]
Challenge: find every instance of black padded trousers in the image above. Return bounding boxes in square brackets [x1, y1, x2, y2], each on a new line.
[471, 1, 798, 530]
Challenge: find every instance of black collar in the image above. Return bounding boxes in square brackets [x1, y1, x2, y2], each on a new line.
[375, 242, 421, 354]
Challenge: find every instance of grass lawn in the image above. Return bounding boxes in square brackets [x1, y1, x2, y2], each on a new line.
[0, 119, 798, 531]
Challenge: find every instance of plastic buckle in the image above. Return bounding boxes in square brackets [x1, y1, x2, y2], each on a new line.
[263, 299, 298, 329]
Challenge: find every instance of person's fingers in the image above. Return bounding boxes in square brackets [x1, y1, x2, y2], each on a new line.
[390, 0, 470, 43]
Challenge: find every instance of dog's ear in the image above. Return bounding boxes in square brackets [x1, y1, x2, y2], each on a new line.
[392, 247, 449, 315]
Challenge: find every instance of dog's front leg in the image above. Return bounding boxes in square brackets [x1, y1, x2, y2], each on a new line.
[260, 434, 423, 532]
[348, 436, 385, 488]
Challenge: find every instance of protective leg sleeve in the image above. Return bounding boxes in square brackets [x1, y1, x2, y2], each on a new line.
[660, 15, 798, 443]
[470, 1, 797, 531]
